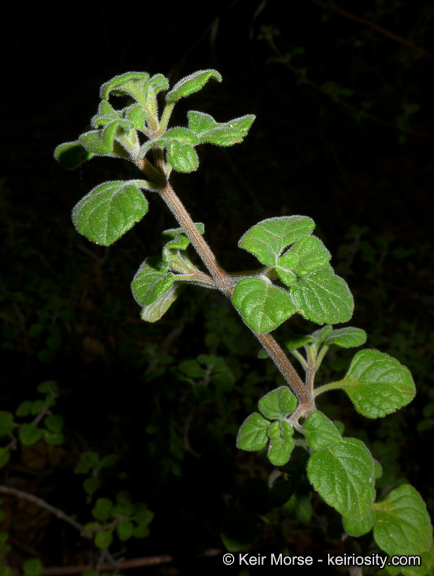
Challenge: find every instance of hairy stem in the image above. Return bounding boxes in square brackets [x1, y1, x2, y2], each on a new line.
[145, 155, 315, 412]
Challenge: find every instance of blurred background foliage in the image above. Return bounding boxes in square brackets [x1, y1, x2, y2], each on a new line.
[1, 0, 434, 573]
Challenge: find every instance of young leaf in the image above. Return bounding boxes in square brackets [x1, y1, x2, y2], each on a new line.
[236, 412, 269, 451]
[18, 424, 43, 446]
[283, 235, 331, 277]
[100, 72, 151, 103]
[94, 530, 113, 549]
[140, 284, 182, 322]
[238, 216, 315, 266]
[330, 350, 416, 418]
[92, 498, 113, 522]
[324, 327, 367, 348]
[343, 509, 376, 537]
[166, 69, 222, 102]
[302, 411, 341, 451]
[167, 140, 199, 173]
[258, 387, 297, 420]
[290, 265, 354, 324]
[373, 485, 432, 555]
[310, 324, 333, 347]
[231, 277, 296, 334]
[187, 111, 255, 146]
[283, 333, 313, 350]
[54, 141, 94, 170]
[307, 437, 375, 521]
[131, 257, 169, 306]
[72, 180, 149, 246]
[116, 520, 134, 542]
[268, 436, 295, 466]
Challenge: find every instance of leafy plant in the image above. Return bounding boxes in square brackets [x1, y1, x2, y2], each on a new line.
[55, 69, 432, 572]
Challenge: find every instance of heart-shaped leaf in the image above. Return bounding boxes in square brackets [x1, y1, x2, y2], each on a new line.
[373, 485, 432, 555]
[290, 265, 354, 324]
[330, 350, 416, 418]
[307, 437, 375, 521]
[267, 424, 295, 467]
[232, 277, 296, 334]
[237, 412, 269, 451]
[283, 235, 331, 277]
[72, 180, 149, 246]
[238, 216, 315, 266]
[258, 387, 297, 420]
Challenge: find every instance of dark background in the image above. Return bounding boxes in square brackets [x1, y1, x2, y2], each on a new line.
[1, 0, 434, 573]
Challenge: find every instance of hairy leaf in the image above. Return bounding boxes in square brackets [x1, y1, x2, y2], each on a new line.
[373, 485, 432, 555]
[232, 277, 296, 334]
[238, 216, 315, 266]
[331, 350, 416, 418]
[168, 140, 199, 172]
[166, 69, 222, 102]
[237, 412, 269, 451]
[302, 411, 341, 451]
[343, 509, 376, 537]
[290, 265, 354, 324]
[258, 387, 297, 420]
[324, 327, 367, 348]
[54, 141, 94, 169]
[283, 235, 331, 277]
[307, 437, 375, 521]
[72, 180, 149, 246]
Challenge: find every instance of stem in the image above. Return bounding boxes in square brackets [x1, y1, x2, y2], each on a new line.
[143, 156, 315, 413]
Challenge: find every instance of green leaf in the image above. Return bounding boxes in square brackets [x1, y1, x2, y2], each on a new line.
[16, 401, 32, 417]
[92, 498, 113, 522]
[43, 429, 64, 445]
[116, 521, 134, 542]
[37, 381, 59, 394]
[373, 485, 432, 556]
[131, 257, 169, 305]
[282, 235, 331, 277]
[140, 283, 181, 322]
[83, 477, 101, 495]
[178, 359, 206, 379]
[283, 333, 313, 350]
[188, 111, 255, 146]
[238, 216, 315, 266]
[302, 411, 342, 451]
[331, 350, 416, 418]
[22, 558, 43, 576]
[290, 265, 354, 324]
[94, 530, 113, 549]
[100, 72, 151, 103]
[258, 387, 297, 420]
[232, 277, 296, 334]
[236, 412, 269, 451]
[44, 414, 63, 433]
[166, 69, 222, 102]
[267, 421, 295, 466]
[307, 437, 375, 521]
[132, 502, 154, 526]
[54, 141, 94, 169]
[343, 509, 376, 537]
[310, 324, 333, 347]
[30, 400, 46, 415]
[159, 127, 200, 146]
[0, 412, 15, 436]
[167, 140, 199, 173]
[72, 180, 148, 246]
[0, 448, 10, 469]
[324, 327, 367, 348]
[18, 424, 43, 446]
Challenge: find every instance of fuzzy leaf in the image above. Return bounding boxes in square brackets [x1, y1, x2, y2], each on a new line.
[283, 333, 313, 350]
[324, 327, 367, 348]
[131, 257, 169, 306]
[302, 411, 342, 451]
[100, 71, 151, 103]
[258, 387, 297, 420]
[343, 509, 376, 537]
[238, 216, 315, 266]
[331, 350, 416, 418]
[290, 265, 354, 324]
[167, 140, 199, 172]
[232, 277, 296, 334]
[72, 180, 148, 246]
[140, 284, 181, 322]
[268, 432, 295, 466]
[54, 141, 94, 169]
[166, 69, 222, 102]
[237, 412, 269, 451]
[373, 485, 432, 555]
[283, 235, 331, 277]
[307, 437, 376, 521]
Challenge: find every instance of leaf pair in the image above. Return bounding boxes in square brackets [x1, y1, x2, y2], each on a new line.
[232, 216, 354, 333]
[236, 387, 297, 466]
[131, 225, 205, 322]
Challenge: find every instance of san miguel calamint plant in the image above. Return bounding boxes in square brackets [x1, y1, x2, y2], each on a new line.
[55, 70, 433, 572]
